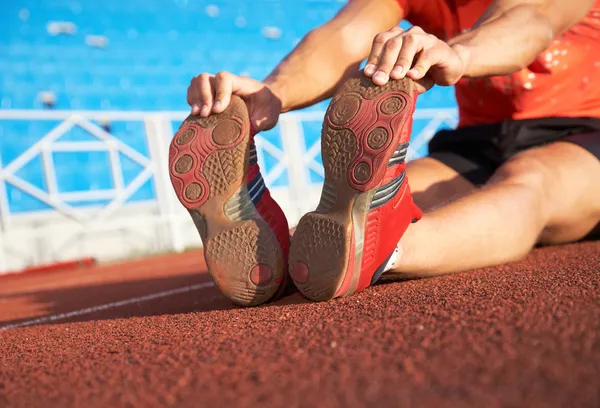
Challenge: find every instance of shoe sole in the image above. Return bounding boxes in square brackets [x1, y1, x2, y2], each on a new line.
[168, 96, 284, 306]
[289, 76, 415, 301]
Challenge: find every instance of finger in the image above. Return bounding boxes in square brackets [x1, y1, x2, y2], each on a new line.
[187, 80, 201, 115]
[393, 33, 424, 79]
[230, 75, 262, 98]
[199, 74, 214, 117]
[394, 25, 426, 77]
[406, 25, 425, 34]
[213, 72, 234, 113]
[364, 31, 397, 77]
[407, 55, 432, 80]
[395, 32, 437, 79]
[413, 76, 435, 94]
[407, 45, 443, 80]
[372, 35, 404, 85]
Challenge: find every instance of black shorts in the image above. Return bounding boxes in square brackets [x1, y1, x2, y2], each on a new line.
[428, 117, 600, 186]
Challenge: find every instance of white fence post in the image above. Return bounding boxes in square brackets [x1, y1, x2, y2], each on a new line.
[145, 114, 186, 253]
[0, 152, 9, 273]
[278, 114, 313, 222]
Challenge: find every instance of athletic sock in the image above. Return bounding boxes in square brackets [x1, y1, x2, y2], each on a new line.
[383, 245, 402, 272]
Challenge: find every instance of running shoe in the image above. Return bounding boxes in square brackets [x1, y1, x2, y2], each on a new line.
[168, 96, 290, 306]
[289, 74, 422, 301]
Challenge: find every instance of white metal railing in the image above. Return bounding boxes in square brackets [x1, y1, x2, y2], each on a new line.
[0, 107, 458, 273]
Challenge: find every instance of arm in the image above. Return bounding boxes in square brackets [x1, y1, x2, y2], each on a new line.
[364, 0, 595, 87]
[265, 0, 404, 112]
[450, 0, 596, 77]
[187, 0, 404, 131]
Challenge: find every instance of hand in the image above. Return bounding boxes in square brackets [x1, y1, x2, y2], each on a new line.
[187, 72, 283, 132]
[363, 26, 469, 92]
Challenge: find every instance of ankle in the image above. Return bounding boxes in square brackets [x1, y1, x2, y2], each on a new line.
[386, 217, 444, 275]
[383, 245, 402, 272]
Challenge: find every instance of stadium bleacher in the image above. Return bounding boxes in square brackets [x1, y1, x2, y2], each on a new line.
[0, 0, 457, 214]
[1, 0, 457, 111]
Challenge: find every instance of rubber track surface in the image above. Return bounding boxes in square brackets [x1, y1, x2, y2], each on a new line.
[1, 241, 599, 407]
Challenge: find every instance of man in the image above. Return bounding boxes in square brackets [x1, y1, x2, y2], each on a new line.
[169, 0, 600, 305]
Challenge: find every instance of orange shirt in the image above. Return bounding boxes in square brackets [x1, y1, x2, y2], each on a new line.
[396, 0, 600, 127]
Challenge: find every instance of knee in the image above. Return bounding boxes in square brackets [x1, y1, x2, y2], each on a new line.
[490, 154, 554, 233]
[491, 154, 552, 196]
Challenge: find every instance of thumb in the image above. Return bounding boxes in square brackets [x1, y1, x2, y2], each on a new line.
[414, 76, 435, 94]
[231, 76, 265, 99]
[246, 86, 282, 133]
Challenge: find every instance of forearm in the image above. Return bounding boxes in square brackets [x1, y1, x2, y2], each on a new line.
[448, 4, 554, 77]
[264, 24, 363, 113]
[264, 0, 403, 112]
[449, 0, 594, 78]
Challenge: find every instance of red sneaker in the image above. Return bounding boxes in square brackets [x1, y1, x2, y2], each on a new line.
[168, 96, 290, 306]
[289, 75, 422, 301]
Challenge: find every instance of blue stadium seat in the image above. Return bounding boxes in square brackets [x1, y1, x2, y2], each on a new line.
[2, 0, 457, 113]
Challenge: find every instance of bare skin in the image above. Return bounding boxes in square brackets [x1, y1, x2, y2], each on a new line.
[186, 0, 600, 279]
[397, 142, 600, 276]
[406, 158, 475, 212]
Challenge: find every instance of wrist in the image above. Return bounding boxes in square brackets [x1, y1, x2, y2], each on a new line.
[450, 43, 473, 79]
[264, 76, 289, 113]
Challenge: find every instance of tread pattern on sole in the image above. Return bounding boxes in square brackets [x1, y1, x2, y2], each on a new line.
[168, 97, 249, 210]
[205, 220, 283, 306]
[323, 128, 358, 181]
[202, 146, 245, 198]
[324, 88, 410, 192]
[289, 213, 349, 301]
[339, 75, 414, 100]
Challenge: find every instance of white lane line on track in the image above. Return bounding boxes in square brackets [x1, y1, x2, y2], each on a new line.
[0, 281, 215, 331]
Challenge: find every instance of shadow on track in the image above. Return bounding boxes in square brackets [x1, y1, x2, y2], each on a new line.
[0, 270, 307, 329]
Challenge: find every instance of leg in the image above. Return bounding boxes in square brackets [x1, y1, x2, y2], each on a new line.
[289, 75, 478, 300]
[406, 156, 476, 211]
[392, 141, 600, 275]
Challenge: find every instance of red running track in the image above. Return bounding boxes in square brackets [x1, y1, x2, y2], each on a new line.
[1, 241, 599, 407]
